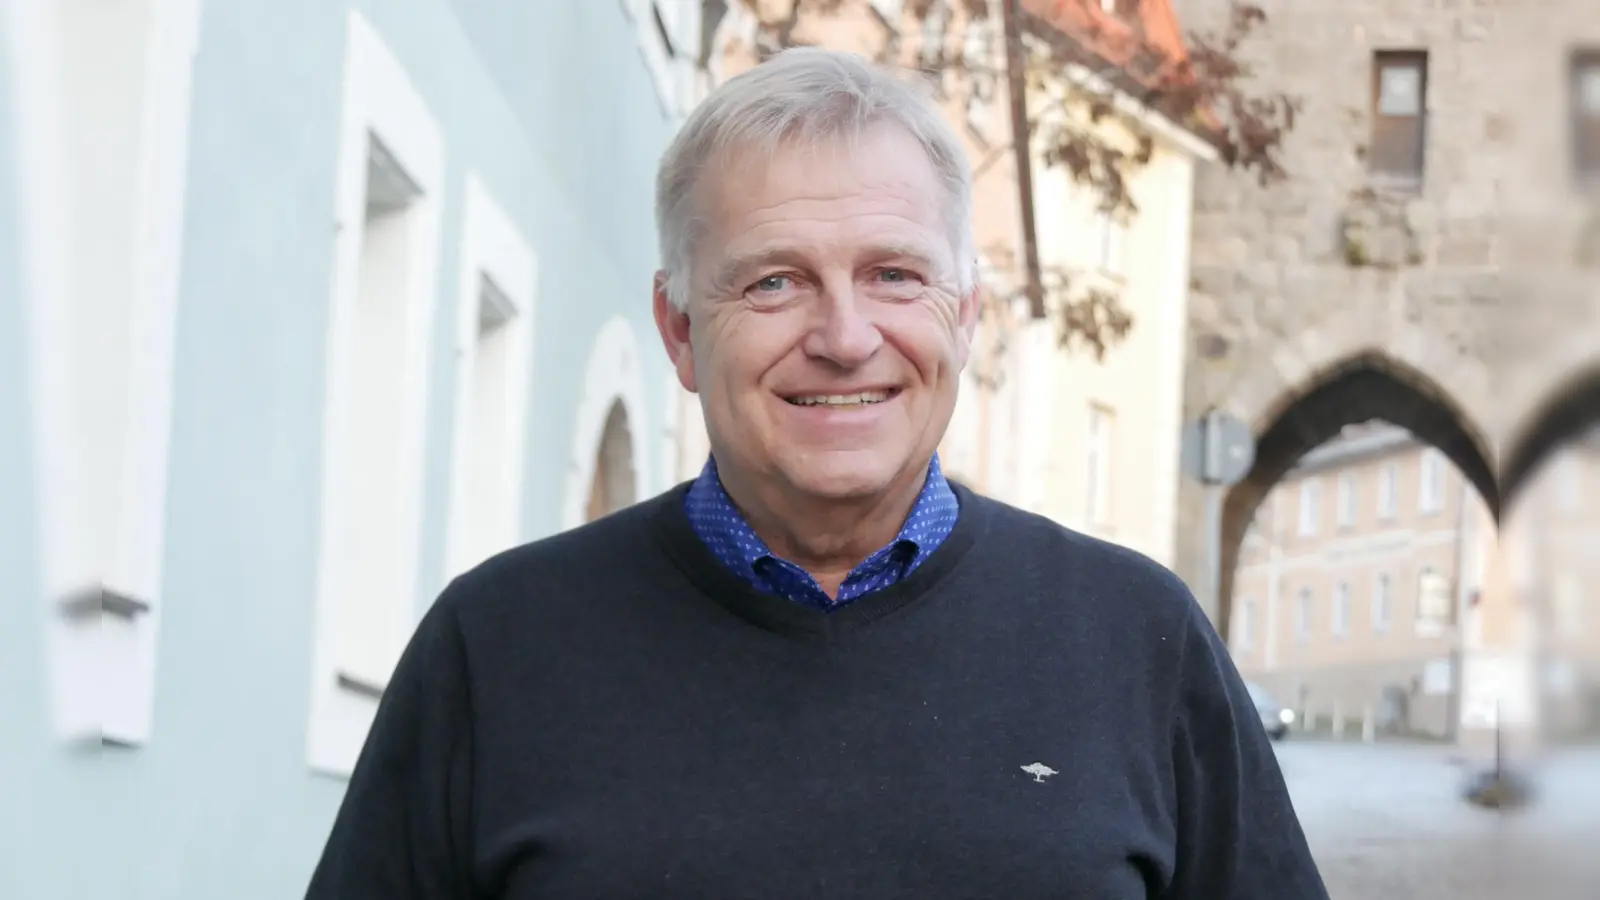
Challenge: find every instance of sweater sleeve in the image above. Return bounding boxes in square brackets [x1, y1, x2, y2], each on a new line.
[1162, 599, 1330, 900]
[304, 590, 479, 899]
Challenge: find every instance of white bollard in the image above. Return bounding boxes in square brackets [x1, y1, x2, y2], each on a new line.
[1362, 704, 1376, 743]
[1332, 701, 1344, 739]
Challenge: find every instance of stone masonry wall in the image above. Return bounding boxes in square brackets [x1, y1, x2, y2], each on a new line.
[1168, 0, 1600, 617]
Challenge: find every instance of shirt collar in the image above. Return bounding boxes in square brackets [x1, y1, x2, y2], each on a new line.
[685, 454, 956, 580]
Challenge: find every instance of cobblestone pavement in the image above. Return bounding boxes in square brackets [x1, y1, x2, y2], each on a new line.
[1275, 739, 1600, 900]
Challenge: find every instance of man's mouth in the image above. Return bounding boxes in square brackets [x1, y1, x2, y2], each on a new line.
[783, 388, 898, 408]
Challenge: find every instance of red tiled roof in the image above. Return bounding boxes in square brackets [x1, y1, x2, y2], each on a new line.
[1020, 0, 1192, 89]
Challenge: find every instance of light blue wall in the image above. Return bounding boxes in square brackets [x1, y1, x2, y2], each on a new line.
[0, 1, 679, 896]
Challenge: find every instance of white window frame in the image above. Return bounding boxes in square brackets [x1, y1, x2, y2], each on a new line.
[562, 316, 652, 530]
[919, 0, 951, 74]
[1331, 581, 1350, 637]
[1294, 588, 1313, 642]
[1377, 462, 1397, 518]
[443, 175, 539, 580]
[1235, 598, 1255, 651]
[1418, 447, 1444, 513]
[962, 17, 996, 140]
[1372, 572, 1392, 632]
[1092, 205, 1128, 278]
[1297, 478, 1320, 536]
[306, 10, 445, 777]
[632, 0, 701, 117]
[1336, 473, 1355, 528]
[1556, 453, 1582, 511]
[869, 0, 906, 27]
[15, 0, 201, 746]
[1415, 566, 1451, 636]
[1085, 403, 1114, 529]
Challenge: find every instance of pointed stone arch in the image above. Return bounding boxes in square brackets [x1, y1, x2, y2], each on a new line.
[1215, 351, 1495, 640]
[1501, 363, 1600, 510]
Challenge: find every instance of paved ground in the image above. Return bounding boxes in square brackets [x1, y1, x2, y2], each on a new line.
[1275, 738, 1600, 900]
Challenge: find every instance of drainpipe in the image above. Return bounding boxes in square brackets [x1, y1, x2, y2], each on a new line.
[1264, 541, 1281, 672]
[1445, 473, 1471, 742]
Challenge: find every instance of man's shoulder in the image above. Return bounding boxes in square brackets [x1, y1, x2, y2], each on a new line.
[433, 488, 680, 622]
[963, 491, 1201, 620]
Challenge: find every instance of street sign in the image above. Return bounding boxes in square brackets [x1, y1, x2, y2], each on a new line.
[1180, 409, 1255, 487]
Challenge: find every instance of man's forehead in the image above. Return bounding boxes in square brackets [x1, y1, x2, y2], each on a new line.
[704, 128, 939, 198]
[721, 235, 943, 266]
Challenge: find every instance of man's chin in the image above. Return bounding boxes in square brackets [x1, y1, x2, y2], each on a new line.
[780, 458, 909, 502]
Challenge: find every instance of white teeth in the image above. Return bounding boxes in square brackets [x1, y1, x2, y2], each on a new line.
[789, 391, 892, 407]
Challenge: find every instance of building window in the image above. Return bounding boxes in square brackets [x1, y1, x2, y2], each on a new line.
[1377, 462, 1398, 519]
[1294, 588, 1314, 642]
[1370, 51, 1428, 183]
[1552, 572, 1583, 633]
[1085, 403, 1114, 528]
[586, 400, 639, 522]
[1372, 573, 1392, 632]
[1235, 598, 1255, 651]
[963, 18, 997, 142]
[1331, 581, 1350, 637]
[564, 316, 650, 529]
[1419, 448, 1444, 513]
[1336, 474, 1356, 528]
[308, 11, 445, 777]
[636, 0, 702, 115]
[444, 175, 539, 580]
[1297, 478, 1320, 536]
[1416, 566, 1452, 635]
[1556, 453, 1583, 511]
[1092, 206, 1128, 278]
[918, 0, 950, 76]
[22, 0, 202, 746]
[1573, 50, 1600, 181]
[869, 0, 905, 26]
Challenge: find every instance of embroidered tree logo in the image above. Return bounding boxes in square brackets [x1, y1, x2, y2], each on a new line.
[1021, 762, 1059, 783]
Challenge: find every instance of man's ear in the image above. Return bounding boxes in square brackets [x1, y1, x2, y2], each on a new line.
[954, 280, 982, 369]
[652, 270, 697, 393]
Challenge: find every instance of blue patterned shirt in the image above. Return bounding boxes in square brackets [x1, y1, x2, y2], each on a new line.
[683, 454, 961, 611]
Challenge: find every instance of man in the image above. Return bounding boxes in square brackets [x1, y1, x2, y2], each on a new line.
[307, 47, 1328, 899]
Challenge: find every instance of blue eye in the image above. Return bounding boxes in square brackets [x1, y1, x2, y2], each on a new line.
[879, 268, 909, 282]
[754, 274, 789, 292]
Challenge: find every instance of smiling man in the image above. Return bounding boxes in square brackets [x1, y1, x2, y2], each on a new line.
[306, 48, 1329, 900]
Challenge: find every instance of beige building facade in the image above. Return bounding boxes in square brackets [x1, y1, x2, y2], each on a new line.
[1235, 421, 1600, 746]
[1232, 423, 1490, 739]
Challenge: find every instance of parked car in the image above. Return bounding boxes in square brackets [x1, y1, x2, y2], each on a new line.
[1244, 680, 1294, 741]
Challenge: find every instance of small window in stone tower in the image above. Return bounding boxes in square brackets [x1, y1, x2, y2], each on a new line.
[1572, 50, 1600, 181]
[1369, 51, 1428, 183]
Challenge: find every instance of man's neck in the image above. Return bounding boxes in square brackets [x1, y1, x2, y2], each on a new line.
[716, 459, 930, 594]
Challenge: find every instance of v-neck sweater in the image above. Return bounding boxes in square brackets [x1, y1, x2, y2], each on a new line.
[306, 483, 1328, 900]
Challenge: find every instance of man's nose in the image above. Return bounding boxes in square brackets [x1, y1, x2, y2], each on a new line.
[803, 281, 884, 367]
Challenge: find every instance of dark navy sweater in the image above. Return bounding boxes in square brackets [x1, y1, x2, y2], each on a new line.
[306, 483, 1329, 899]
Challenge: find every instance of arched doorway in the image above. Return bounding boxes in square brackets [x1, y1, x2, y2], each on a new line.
[1215, 352, 1496, 742]
[1218, 352, 1495, 638]
[584, 399, 637, 522]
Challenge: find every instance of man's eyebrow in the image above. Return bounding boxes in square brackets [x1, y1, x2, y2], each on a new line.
[868, 242, 941, 268]
[710, 240, 947, 290]
[710, 246, 803, 291]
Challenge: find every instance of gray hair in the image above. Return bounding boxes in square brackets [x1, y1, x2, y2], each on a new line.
[654, 46, 977, 311]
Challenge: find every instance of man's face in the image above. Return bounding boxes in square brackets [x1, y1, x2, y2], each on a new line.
[654, 124, 979, 504]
